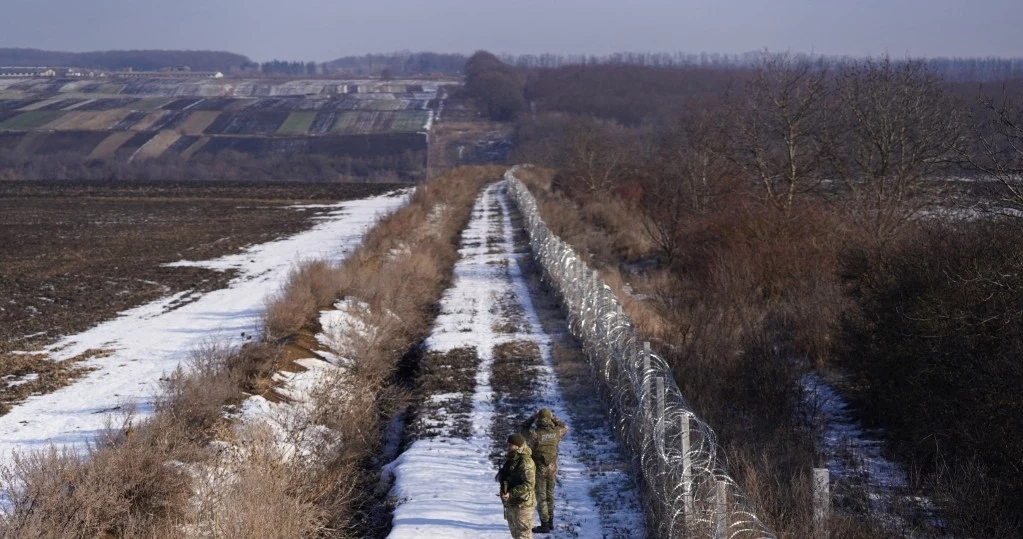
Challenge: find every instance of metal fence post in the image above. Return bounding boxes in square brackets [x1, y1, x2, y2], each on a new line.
[655, 376, 666, 479]
[814, 468, 830, 539]
[682, 414, 693, 517]
[641, 342, 651, 415]
[715, 480, 728, 539]
[590, 270, 600, 334]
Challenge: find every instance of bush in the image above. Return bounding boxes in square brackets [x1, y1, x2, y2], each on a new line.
[841, 220, 1023, 534]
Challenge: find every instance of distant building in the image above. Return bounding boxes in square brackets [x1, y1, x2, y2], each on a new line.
[0, 67, 57, 77]
[114, 70, 224, 79]
[63, 68, 102, 77]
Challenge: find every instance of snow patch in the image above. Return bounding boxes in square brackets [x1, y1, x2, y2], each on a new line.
[0, 190, 410, 467]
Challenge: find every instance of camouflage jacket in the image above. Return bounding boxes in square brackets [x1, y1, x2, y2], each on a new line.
[497, 444, 536, 507]
[528, 417, 568, 469]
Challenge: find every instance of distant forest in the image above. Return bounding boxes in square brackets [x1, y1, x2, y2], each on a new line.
[1, 47, 1020, 81]
[0, 48, 252, 72]
[323, 50, 1023, 82]
[323, 52, 468, 76]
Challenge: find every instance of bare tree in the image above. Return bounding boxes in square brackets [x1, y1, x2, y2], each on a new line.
[562, 119, 634, 196]
[824, 56, 963, 249]
[641, 105, 735, 262]
[730, 53, 829, 215]
[971, 85, 1023, 212]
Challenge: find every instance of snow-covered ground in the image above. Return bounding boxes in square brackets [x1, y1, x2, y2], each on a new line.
[384, 182, 643, 539]
[803, 373, 938, 529]
[0, 190, 409, 467]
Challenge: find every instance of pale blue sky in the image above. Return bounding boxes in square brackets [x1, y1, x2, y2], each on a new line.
[2, 0, 1020, 62]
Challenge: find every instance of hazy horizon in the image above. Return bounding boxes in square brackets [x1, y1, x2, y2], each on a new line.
[2, 0, 1021, 63]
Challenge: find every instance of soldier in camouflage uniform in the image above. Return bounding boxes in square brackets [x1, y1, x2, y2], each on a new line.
[522, 408, 569, 534]
[497, 433, 536, 539]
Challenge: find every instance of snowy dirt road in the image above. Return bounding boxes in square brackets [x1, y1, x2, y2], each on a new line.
[385, 182, 644, 539]
[0, 191, 409, 467]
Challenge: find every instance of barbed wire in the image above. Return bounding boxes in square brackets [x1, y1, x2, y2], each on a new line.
[505, 167, 777, 539]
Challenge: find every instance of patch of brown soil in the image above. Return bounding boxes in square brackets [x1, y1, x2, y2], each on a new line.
[48, 110, 130, 131]
[490, 341, 543, 405]
[410, 347, 479, 440]
[131, 110, 168, 131]
[179, 111, 221, 136]
[0, 348, 110, 415]
[133, 130, 181, 159]
[89, 131, 136, 158]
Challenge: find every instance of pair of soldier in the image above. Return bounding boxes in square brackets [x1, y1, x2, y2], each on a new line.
[496, 408, 569, 538]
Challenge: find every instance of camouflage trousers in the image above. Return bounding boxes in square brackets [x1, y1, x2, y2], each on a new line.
[504, 503, 534, 539]
[534, 464, 556, 524]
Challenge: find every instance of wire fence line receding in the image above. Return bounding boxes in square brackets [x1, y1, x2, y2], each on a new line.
[505, 167, 777, 539]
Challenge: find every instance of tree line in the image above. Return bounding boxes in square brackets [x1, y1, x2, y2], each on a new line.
[323, 51, 468, 76]
[0, 48, 251, 72]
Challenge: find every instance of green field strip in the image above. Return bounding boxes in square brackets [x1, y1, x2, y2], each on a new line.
[362, 99, 407, 111]
[61, 99, 97, 111]
[132, 98, 173, 112]
[371, 112, 393, 132]
[277, 111, 317, 135]
[14, 132, 43, 153]
[0, 111, 67, 131]
[390, 110, 431, 133]
[181, 136, 211, 159]
[17, 97, 66, 112]
[98, 84, 126, 94]
[331, 111, 363, 132]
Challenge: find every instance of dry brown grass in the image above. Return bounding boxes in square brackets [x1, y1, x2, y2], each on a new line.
[0, 167, 497, 539]
[190, 424, 327, 539]
[253, 166, 498, 535]
[519, 171, 873, 537]
[263, 261, 341, 341]
[0, 407, 195, 538]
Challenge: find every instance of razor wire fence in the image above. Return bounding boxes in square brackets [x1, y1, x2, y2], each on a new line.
[505, 167, 777, 539]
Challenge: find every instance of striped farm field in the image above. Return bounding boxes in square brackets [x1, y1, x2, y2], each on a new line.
[179, 136, 211, 159]
[331, 111, 393, 133]
[89, 131, 137, 158]
[133, 130, 182, 160]
[130, 110, 170, 131]
[179, 111, 222, 136]
[331, 111, 361, 132]
[277, 111, 317, 135]
[96, 84, 126, 94]
[362, 99, 408, 111]
[0, 111, 66, 131]
[132, 98, 173, 112]
[46, 110, 132, 131]
[390, 110, 431, 132]
[309, 112, 338, 134]
[17, 97, 68, 112]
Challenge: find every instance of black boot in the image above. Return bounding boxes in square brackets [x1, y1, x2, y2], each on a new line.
[532, 521, 552, 534]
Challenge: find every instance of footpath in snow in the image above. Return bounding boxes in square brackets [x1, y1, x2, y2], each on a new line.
[385, 181, 643, 539]
[0, 191, 409, 467]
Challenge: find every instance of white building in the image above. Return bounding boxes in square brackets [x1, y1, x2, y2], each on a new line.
[0, 67, 57, 78]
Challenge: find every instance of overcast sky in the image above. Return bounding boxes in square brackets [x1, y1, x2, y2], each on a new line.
[2, 0, 1021, 62]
